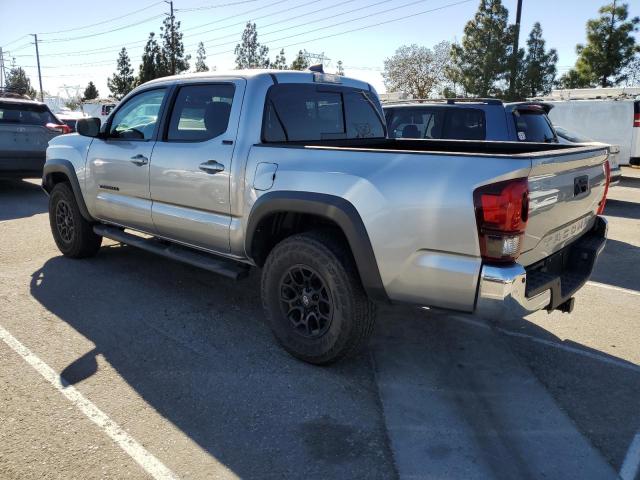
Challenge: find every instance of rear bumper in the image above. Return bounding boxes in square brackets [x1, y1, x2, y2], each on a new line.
[0, 152, 46, 178]
[475, 216, 607, 321]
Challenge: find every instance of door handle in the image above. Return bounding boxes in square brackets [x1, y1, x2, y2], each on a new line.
[199, 160, 225, 174]
[130, 154, 148, 166]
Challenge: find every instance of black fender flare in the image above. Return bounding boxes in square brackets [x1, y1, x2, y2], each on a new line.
[42, 159, 93, 222]
[246, 191, 389, 303]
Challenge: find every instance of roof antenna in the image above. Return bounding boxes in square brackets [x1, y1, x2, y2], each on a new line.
[308, 64, 324, 73]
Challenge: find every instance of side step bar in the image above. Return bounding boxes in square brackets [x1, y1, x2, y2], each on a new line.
[93, 224, 250, 280]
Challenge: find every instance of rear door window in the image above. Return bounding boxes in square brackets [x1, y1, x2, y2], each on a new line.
[513, 109, 556, 142]
[262, 84, 385, 142]
[166, 84, 235, 142]
[442, 108, 485, 140]
[387, 108, 443, 139]
[0, 102, 58, 125]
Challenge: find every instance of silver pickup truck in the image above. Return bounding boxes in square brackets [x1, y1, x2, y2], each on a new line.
[43, 70, 609, 364]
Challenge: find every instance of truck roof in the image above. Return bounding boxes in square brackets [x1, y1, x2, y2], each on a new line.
[142, 69, 373, 92]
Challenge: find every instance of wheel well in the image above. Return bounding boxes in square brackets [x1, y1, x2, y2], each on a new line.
[43, 171, 70, 192]
[250, 212, 348, 267]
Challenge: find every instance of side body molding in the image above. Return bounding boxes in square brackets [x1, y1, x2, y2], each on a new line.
[246, 191, 389, 302]
[42, 158, 94, 221]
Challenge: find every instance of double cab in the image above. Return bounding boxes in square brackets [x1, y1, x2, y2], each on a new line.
[43, 70, 609, 364]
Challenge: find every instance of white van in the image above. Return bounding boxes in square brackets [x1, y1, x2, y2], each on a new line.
[545, 90, 640, 165]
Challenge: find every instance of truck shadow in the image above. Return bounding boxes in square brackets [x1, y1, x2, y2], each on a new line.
[604, 199, 640, 220]
[28, 245, 396, 480]
[0, 179, 47, 221]
[591, 238, 640, 291]
[373, 305, 640, 478]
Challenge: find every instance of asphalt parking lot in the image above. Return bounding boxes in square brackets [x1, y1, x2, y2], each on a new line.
[0, 169, 639, 480]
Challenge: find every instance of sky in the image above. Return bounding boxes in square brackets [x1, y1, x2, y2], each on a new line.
[0, 0, 638, 99]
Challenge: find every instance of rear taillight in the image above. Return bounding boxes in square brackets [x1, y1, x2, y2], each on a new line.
[46, 123, 71, 134]
[473, 178, 529, 263]
[634, 113, 640, 127]
[597, 160, 610, 215]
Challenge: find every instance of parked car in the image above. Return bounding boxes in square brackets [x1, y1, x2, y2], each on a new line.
[555, 125, 621, 186]
[55, 109, 87, 133]
[0, 97, 70, 178]
[43, 70, 609, 364]
[383, 99, 558, 143]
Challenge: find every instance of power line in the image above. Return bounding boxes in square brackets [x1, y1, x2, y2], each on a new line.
[183, 0, 354, 43]
[203, 0, 424, 50]
[37, 1, 165, 35]
[208, 0, 473, 56]
[176, 0, 259, 12]
[182, 0, 293, 34]
[39, 14, 165, 43]
[0, 34, 29, 48]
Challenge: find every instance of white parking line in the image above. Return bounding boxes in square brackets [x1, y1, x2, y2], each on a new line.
[450, 314, 640, 374]
[586, 281, 640, 297]
[620, 432, 640, 480]
[0, 325, 179, 480]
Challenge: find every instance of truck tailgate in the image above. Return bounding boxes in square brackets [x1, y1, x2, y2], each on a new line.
[519, 145, 608, 266]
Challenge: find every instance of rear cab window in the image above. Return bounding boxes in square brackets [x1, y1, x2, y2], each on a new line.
[262, 84, 385, 142]
[0, 102, 59, 126]
[513, 107, 556, 142]
[386, 106, 486, 140]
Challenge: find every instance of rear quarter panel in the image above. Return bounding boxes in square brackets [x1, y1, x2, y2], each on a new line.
[243, 145, 531, 311]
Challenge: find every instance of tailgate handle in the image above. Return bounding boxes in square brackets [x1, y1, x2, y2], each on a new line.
[574, 175, 589, 197]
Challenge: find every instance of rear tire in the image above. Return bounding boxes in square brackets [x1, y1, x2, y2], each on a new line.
[261, 230, 376, 365]
[49, 182, 102, 258]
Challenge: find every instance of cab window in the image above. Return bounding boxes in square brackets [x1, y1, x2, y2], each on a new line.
[167, 84, 235, 142]
[262, 84, 385, 142]
[109, 89, 166, 140]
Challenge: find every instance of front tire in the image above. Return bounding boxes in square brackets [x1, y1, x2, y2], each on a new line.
[49, 182, 102, 258]
[261, 231, 376, 365]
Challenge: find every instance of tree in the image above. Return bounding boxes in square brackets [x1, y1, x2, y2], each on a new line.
[138, 32, 163, 84]
[621, 54, 640, 86]
[450, 0, 513, 97]
[556, 69, 592, 89]
[290, 50, 309, 70]
[65, 96, 82, 110]
[572, 1, 639, 87]
[5, 67, 37, 98]
[520, 22, 558, 97]
[160, 11, 190, 75]
[195, 42, 209, 72]
[336, 60, 345, 76]
[273, 49, 287, 70]
[234, 22, 270, 69]
[107, 47, 135, 99]
[383, 42, 452, 98]
[83, 81, 99, 101]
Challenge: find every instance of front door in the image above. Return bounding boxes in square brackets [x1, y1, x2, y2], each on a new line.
[149, 80, 245, 253]
[85, 88, 167, 232]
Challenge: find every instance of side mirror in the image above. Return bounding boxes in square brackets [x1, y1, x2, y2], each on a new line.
[76, 117, 101, 138]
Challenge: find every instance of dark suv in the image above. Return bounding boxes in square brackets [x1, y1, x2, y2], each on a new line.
[383, 98, 558, 143]
[0, 96, 69, 178]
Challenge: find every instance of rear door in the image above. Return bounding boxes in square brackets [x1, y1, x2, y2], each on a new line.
[149, 80, 245, 253]
[85, 88, 167, 232]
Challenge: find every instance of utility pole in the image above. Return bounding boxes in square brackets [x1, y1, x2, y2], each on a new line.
[508, 0, 523, 100]
[31, 34, 44, 101]
[165, 0, 175, 75]
[0, 47, 4, 90]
